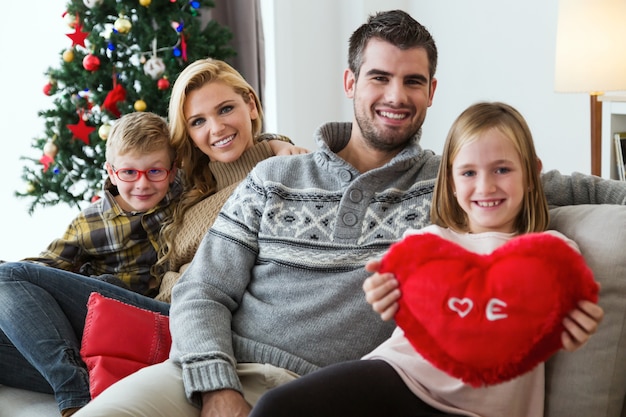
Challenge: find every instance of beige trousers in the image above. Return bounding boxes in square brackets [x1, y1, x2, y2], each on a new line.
[73, 360, 299, 417]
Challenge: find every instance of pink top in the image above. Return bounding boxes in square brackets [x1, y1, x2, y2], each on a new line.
[363, 225, 578, 417]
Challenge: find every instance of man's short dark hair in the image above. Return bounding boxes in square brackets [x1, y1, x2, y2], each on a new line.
[348, 9, 438, 80]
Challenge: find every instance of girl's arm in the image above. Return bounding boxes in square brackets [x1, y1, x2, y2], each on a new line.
[363, 259, 401, 321]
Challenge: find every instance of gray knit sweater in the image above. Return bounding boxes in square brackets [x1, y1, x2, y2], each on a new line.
[170, 121, 626, 403]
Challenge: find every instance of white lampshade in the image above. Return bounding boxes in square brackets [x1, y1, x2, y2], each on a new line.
[555, 0, 626, 93]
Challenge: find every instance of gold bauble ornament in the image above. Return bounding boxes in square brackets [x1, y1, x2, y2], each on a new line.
[114, 16, 132, 34]
[62, 49, 75, 63]
[134, 100, 147, 112]
[98, 124, 111, 140]
[25, 182, 35, 194]
[139, 0, 152, 6]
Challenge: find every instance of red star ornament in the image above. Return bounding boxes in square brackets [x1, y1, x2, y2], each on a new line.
[67, 117, 96, 145]
[39, 154, 54, 172]
[66, 24, 89, 48]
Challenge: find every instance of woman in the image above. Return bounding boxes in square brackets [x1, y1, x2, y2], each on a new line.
[154, 58, 307, 302]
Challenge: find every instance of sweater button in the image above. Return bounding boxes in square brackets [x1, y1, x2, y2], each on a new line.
[342, 212, 358, 226]
[349, 189, 363, 202]
[339, 169, 352, 182]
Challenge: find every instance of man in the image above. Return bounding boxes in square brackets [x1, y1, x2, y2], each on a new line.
[75, 9, 625, 417]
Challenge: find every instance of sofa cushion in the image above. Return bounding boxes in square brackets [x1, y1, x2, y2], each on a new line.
[0, 385, 57, 416]
[545, 204, 626, 417]
[80, 292, 171, 399]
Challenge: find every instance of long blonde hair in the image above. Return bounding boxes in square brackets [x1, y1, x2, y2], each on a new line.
[156, 59, 264, 276]
[431, 101, 549, 234]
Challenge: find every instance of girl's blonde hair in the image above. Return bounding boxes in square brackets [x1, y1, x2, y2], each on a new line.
[157, 59, 263, 276]
[431, 101, 549, 234]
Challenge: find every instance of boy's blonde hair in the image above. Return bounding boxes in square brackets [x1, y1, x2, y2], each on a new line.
[105, 112, 175, 165]
[431, 101, 549, 234]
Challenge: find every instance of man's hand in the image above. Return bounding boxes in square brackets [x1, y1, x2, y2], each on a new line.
[561, 300, 604, 352]
[363, 259, 401, 321]
[201, 389, 251, 417]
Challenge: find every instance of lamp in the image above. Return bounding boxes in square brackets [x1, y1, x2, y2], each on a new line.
[554, 0, 626, 176]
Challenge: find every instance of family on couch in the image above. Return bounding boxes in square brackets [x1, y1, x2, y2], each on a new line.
[2, 9, 626, 417]
[0, 59, 304, 417]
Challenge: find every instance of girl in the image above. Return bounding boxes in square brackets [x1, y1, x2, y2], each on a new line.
[248, 101, 603, 417]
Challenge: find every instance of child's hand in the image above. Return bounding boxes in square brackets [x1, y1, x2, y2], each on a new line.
[268, 140, 310, 155]
[363, 259, 400, 321]
[561, 300, 604, 352]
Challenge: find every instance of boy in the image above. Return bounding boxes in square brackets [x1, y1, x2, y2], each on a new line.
[0, 111, 180, 416]
[22, 111, 181, 295]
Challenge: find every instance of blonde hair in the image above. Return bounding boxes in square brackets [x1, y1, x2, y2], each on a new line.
[105, 112, 174, 165]
[157, 59, 264, 276]
[431, 102, 549, 234]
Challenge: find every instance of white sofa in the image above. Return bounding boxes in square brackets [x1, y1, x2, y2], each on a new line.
[2, 204, 626, 417]
[0, 386, 57, 416]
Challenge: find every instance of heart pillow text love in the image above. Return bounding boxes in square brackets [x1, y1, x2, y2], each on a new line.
[379, 232, 598, 387]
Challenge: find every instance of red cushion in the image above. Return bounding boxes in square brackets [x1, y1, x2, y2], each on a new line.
[80, 292, 171, 398]
[379, 232, 599, 387]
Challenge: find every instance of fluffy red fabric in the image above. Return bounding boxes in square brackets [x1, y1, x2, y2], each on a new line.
[379, 232, 598, 387]
[80, 293, 171, 398]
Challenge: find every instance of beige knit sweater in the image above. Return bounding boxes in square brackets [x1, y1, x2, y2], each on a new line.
[155, 141, 274, 302]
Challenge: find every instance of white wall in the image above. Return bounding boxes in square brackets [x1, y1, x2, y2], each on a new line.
[0, 2, 78, 261]
[1, 0, 617, 260]
[262, 0, 603, 178]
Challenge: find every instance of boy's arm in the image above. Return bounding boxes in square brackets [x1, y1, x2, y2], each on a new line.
[542, 170, 626, 206]
[22, 217, 82, 271]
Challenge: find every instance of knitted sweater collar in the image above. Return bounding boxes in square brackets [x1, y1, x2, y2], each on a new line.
[208, 141, 272, 191]
[314, 122, 424, 172]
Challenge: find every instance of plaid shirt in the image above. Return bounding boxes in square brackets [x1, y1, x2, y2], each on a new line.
[23, 176, 183, 296]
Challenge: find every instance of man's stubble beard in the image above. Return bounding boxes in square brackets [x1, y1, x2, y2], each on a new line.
[353, 102, 423, 153]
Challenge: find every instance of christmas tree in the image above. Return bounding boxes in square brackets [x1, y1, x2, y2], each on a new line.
[17, 0, 235, 214]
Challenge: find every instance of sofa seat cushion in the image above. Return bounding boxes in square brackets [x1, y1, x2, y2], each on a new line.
[0, 385, 57, 416]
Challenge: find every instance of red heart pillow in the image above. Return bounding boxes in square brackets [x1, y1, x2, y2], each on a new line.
[379, 232, 598, 387]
